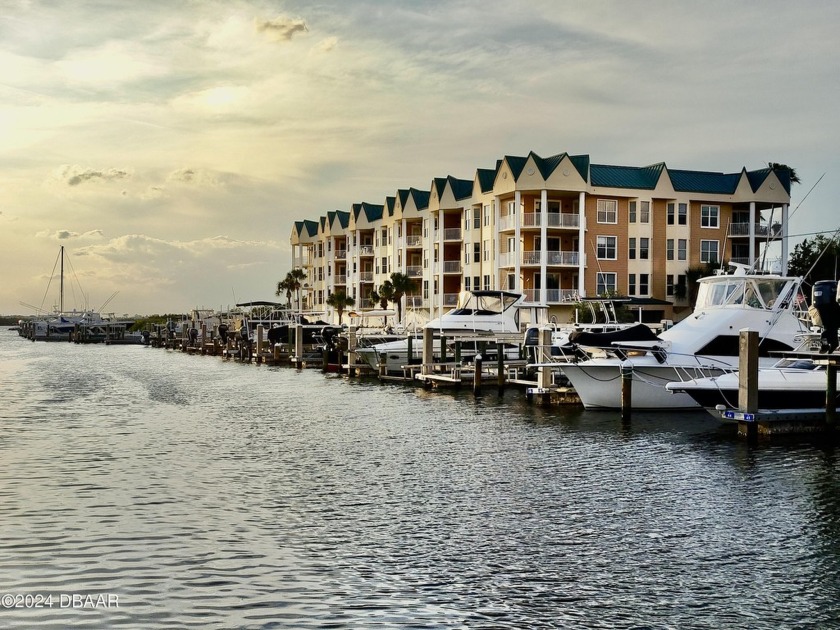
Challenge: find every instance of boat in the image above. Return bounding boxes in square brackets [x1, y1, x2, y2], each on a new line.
[425, 290, 530, 334]
[665, 356, 839, 419]
[559, 264, 818, 410]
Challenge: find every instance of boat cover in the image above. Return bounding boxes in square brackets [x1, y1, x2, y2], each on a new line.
[569, 323, 660, 347]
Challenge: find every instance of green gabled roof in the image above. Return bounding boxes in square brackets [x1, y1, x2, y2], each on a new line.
[298, 219, 318, 237]
[432, 177, 447, 200]
[669, 169, 741, 194]
[591, 162, 666, 189]
[476, 167, 497, 193]
[396, 189, 410, 209]
[533, 152, 566, 179]
[385, 196, 396, 216]
[746, 167, 791, 194]
[319, 215, 327, 231]
[360, 202, 384, 222]
[293, 220, 304, 236]
[569, 154, 590, 180]
[351, 203, 362, 221]
[335, 210, 349, 229]
[448, 176, 473, 200]
[409, 188, 430, 210]
[503, 154, 528, 179]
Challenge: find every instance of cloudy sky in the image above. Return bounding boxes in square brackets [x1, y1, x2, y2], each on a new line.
[1, 0, 838, 316]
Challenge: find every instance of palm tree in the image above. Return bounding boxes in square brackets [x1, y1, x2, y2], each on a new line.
[388, 272, 417, 324]
[326, 291, 354, 325]
[370, 280, 394, 309]
[275, 276, 293, 308]
[768, 162, 801, 185]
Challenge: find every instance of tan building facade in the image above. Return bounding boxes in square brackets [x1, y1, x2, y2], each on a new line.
[290, 151, 792, 326]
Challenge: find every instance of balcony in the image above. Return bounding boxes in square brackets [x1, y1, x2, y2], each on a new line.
[443, 227, 462, 241]
[547, 213, 581, 229]
[443, 260, 462, 274]
[524, 289, 577, 303]
[406, 265, 423, 278]
[501, 250, 580, 267]
[499, 212, 581, 232]
[359, 245, 374, 256]
[728, 222, 783, 238]
[547, 251, 579, 266]
[406, 234, 423, 247]
[442, 293, 459, 307]
[359, 271, 374, 283]
[335, 250, 347, 260]
[334, 275, 347, 285]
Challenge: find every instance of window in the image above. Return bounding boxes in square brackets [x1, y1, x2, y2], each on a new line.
[639, 237, 649, 260]
[596, 272, 617, 295]
[677, 274, 686, 295]
[639, 273, 649, 295]
[464, 242, 469, 264]
[483, 239, 490, 261]
[483, 205, 490, 226]
[423, 280, 429, 299]
[597, 236, 617, 260]
[666, 274, 674, 296]
[464, 277, 471, 291]
[700, 240, 719, 263]
[381, 257, 388, 274]
[667, 203, 675, 225]
[597, 199, 617, 224]
[629, 201, 637, 224]
[678, 203, 688, 225]
[666, 239, 674, 261]
[473, 242, 481, 263]
[640, 201, 650, 224]
[701, 205, 719, 228]
[628, 273, 636, 296]
[464, 209, 471, 231]
[628, 237, 636, 260]
[474, 209, 481, 229]
[678, 239, 687, 261]
[483, 275, 490, 291]
[474, 276, 480, 292]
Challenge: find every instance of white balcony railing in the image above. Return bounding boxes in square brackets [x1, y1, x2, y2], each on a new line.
[525, 289, 575, 303]
[443, 227, 462, 241]
[359, 245, 374, 256]
[406, 234, 422, 247]
[406, 265, 423, 278]
[334, 275, 347, 285]
[442, 293, 459, 307]
[359, 271, 374, 283]
[443, 260, 462, 274]
[521, 212, 542, 228]
[547, 213, 580, 228]
[335, 250, 347, 260]
[547, 251, 579, 266]
[728, 222, 783, 238]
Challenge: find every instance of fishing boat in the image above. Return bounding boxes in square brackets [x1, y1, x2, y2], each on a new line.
[560, 264, 818, 410]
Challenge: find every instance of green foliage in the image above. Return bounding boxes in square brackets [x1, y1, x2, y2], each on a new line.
[787, 234, 840, 286]
[276, 268, 307, 308]
[326, 291, 354, 325]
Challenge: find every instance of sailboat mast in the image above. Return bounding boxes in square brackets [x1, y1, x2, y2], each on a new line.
[60, 245, 64, 313]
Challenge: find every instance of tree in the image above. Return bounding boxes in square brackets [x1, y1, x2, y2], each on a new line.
[369, 280, 394, 309]
[326, 291, 354, 325]
[769, 162, 801, 185]
[788, 234, 840, 288]
[275, 276, 293, 308]
[275, 268, 307, 310]
[388, 272, 417, 324]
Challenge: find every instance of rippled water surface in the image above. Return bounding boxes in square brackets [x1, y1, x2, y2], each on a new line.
[1, 329, 839, 628]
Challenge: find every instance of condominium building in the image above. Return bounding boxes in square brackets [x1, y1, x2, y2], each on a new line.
[290, 151, 792, 325]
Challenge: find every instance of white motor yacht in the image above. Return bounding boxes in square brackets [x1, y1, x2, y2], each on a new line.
[561, 265, 818, 410]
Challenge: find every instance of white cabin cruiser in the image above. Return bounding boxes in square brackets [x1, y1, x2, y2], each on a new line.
[425, 290, 527, 334]
[561, 266, 817, 410]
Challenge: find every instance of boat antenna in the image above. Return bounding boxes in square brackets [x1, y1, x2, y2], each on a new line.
[786, 172, 825, 223]
[97, 291, 119, 313]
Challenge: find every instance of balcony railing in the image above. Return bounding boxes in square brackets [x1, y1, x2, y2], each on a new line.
[499, 212, 581, 231]
[406, 265, 423, 278]
[547, 251, 579, 266]
[501, 250, 580, 267]
[359, 271, 374, 283]
[728, 222, 783, 238]
[334, 275, 347, 285]
[406, 234, 422, 247]
[335, 250, 347, 260]
[359, 245, 374, 256]
[442, 293, 459, 307]
[443, 227, 462, 241]
[547, 213, 580, 228]
[524, 289, 577, 303]
[443, 260, 462, 274]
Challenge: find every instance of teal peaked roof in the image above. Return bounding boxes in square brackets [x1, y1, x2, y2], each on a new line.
[294, 219, 318, 238]
[353, 202, 383, 223]
[385, 196, 396, 216]
[433, 175, 473, 201]
[591, 162, 666, 189]
[476, 166, 498, 193]
[669, 169, 741, 194]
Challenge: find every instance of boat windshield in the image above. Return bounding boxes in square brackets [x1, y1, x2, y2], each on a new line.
[451, 292, 518, 316]
[695, 277, 792, 310]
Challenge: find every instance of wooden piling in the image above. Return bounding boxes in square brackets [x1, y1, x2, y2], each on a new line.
[620, 363, 632, 422]
[422, 328, 434, 376]
[497, 342, 505, 396]
[538, 328, 552, 390]
[473, 354, 483, 396]
[827, 363, 837, 426]
[738, 328, 759, 439]
[294, 324, 304, 369]
[256, 325, 264, 363]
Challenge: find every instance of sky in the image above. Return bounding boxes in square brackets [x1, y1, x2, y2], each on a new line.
[1, 0, 839, 316]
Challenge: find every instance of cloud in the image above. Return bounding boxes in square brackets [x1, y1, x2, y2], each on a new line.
[255, 16, 308, 42]
[167, 167, 224, 188]
[36, 229, 105, 241]
[315, 37, 339, 53]
[55, 164, 131, 187]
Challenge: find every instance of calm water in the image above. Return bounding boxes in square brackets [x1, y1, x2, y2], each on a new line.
[1, 329, 839, 629]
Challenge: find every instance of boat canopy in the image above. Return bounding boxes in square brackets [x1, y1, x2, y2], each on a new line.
[450, 291, 523, 316]
[695, 275, 801, 311]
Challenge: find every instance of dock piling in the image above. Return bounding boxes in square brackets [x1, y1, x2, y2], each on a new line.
[737, 328, 759, 439]
[620, 363, 632, 422]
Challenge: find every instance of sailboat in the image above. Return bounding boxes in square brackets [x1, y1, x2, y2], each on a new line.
[19, 246, 135, 342]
